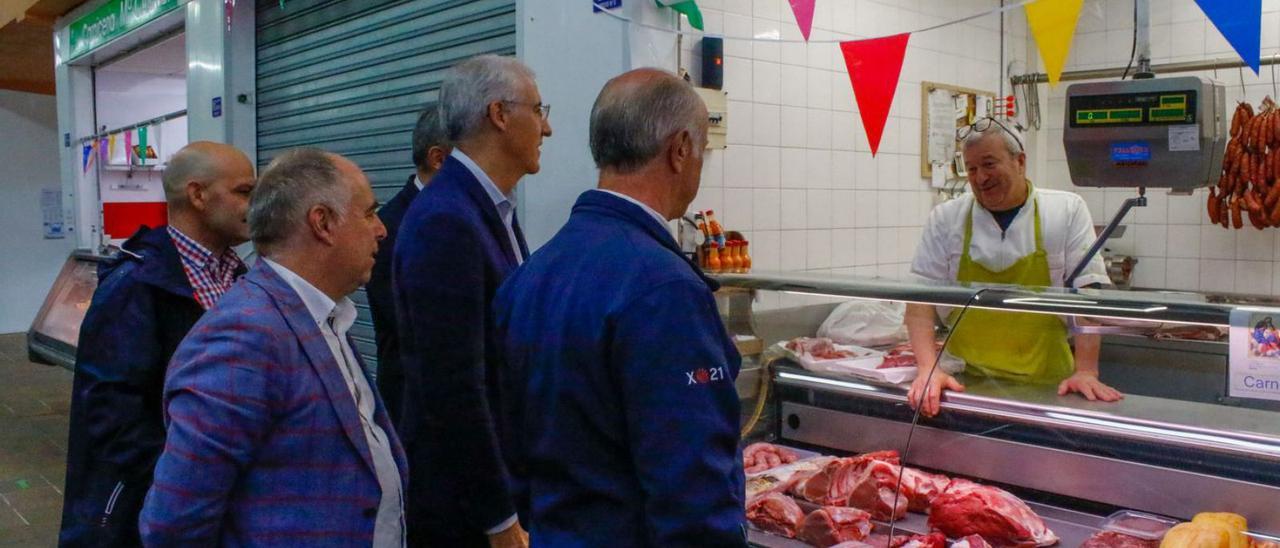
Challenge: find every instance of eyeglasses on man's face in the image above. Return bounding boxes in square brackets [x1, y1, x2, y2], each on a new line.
[503, 100, 551, 121]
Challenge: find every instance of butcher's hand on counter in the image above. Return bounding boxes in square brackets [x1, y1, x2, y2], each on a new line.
[908, 367, 965, 418]
[1057, 333, 1123, 402]
[488, 521, 529, 548]
[1057, 371, 1123, 402]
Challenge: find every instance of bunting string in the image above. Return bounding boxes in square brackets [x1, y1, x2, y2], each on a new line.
[591, 0, 1040, 43]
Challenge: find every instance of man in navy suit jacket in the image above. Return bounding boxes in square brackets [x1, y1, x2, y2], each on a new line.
[140, 148, 407, 546]
[367, 107, 451, 427]
[494, 69, 747, 547]
[393, 54, 551, 548]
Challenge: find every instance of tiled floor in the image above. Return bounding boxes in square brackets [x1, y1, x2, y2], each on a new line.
[0, 332, 71, 546]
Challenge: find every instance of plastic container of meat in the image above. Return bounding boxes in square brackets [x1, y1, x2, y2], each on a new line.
[777, 342, 916, 384]
[1099, 510, 1180, 541]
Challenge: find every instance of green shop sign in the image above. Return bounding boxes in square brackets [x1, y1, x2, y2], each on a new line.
[68, 0, 181, 60]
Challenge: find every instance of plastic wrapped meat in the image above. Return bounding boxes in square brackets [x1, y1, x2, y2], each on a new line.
[746, 492, 806, 539]
[1079, 531, 1159, 548]
[747, 456, 835, 499]
[798, 506, 874, 547]
[927, 480, 1059, 547]
[786, 336, 858, 359]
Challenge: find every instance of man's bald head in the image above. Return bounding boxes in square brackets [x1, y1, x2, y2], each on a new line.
[161, 141, 257, 249]
[162, 141, 252, 208]
[589, 68, 707, 174]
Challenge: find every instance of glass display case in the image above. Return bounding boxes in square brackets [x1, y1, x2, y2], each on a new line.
[27, 251, 107, 369]
[718, 271, 1280, 548]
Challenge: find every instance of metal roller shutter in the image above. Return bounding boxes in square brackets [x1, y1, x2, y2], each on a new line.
[255, 0, 517, 373]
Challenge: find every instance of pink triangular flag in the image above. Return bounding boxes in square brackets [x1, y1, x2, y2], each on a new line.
[839, 33, 911, 157]
[789, 0, 816, 41]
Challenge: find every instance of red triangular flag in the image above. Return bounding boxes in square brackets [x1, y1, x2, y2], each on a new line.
[840, 33, 910, 157]
[789, 0, 816, 41]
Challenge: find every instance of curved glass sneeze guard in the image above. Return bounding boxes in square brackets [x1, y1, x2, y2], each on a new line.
[720, 270, 1280, 543]
[714, 270, 1244, 326]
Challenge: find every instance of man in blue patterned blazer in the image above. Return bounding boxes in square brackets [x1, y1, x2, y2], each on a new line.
[139, 148, 406, 546]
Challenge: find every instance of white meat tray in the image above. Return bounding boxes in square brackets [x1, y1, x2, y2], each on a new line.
[777, 341, 917, 384]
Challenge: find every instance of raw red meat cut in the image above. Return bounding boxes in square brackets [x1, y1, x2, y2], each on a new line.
[787, 337, 858, 360]
[789, 458, 859, 506]
[927, 480, 1059, 547]
[788, 454, 907, 521]
[830, 542, 877, 548]
[798, 506, 873, 547]
[746, 492, 806, 538]
[896, 466, 951, 512]
[880, 341, 944, 368]
[1079, 531, 1159, 548]
[844, 457, 909, 521]
[891, 532, 948, 548]
[744, 442, 799, 473]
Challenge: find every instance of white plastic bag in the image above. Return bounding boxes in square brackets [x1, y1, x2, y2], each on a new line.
[817, 301, 909, 347]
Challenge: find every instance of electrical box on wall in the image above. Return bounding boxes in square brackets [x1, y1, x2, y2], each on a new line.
[694, 87, 727, 150]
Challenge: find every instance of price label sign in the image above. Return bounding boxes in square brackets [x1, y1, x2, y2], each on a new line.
[1229, 308, 1280, 401]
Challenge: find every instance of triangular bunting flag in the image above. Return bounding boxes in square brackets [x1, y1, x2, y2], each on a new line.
[839, 33, 910, 157]
[655, 0, 703, 31]
[82, 144, 92, 173]
[124, 130, 134, 165]
[1025, 0, 1085, 86]
[1196, 0, 1261, 74]
[789, 0, 816, 41]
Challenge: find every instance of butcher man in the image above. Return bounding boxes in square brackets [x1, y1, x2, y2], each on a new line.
[906, 117, 1123, 417]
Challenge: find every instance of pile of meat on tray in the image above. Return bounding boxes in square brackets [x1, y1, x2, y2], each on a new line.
[786, 337, 862, 360]
[744, 443, 1059, 548]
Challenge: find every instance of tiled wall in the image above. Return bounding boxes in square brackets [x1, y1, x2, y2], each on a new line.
[1032, 0, 1280, 295]
[680, 0, 1026, 279]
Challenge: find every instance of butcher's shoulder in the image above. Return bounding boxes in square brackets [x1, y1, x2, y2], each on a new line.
[1033, 187, 1088, 209]
[925, 193, 973, 229]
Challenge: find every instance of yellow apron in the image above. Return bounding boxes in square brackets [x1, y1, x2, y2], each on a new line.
[946, 194, 1075, 385]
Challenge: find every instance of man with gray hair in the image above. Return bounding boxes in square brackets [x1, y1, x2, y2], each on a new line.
[905, 117, 1122, 418]
[139, 148, 405, 545]
[493, 68, 748, 546]
[61, 141, 253, 547]
[394, 54, 551, 548]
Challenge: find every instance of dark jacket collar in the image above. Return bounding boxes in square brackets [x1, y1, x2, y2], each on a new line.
[436, 156, 528, 265]
[108, 225, 197, 300]
[402, 174, 421, 200]
[572, 190, 718, 291]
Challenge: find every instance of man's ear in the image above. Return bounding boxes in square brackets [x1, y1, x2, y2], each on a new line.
[307, 204, 339, 246]
[185, 180, 206, 212]
[669, 130, 693, 174]
[426, 146, 449, 172]
[486, 101, 510, 132]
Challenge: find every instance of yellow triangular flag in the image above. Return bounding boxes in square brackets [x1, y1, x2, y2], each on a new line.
[1025, 0, 1085, 87]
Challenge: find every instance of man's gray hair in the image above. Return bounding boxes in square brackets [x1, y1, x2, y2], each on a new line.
[248, 148, 351, 248]
[961, 121, 1025, 158]
[439, 54, 536, 142]
[589, 69, 706, 173]
[161, 146, 217, 206]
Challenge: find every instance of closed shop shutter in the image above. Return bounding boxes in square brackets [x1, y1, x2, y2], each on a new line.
[255, 0, 517, 372]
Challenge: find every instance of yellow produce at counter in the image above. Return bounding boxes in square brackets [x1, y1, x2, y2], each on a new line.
[1192, 513, 1249, 548]
[1161, 522, 1234, 548]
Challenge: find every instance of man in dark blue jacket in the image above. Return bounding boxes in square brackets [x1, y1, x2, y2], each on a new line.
[367, 107, 450, 427]
[394, 54, 551, 548]
[59, 142, 255, 547]
[494, 68, 747, 547]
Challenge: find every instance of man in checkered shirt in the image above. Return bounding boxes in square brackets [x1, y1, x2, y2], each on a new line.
[60, 141, 255, 547]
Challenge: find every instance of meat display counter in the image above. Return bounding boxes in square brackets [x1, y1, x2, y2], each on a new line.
[714, 272, 1280, 548]
[27, 250, 109, 369]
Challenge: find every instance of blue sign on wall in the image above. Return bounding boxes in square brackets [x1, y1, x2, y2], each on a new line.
[1110, 141, 1150, 165]
[212, 97, 223, 118]
[593, 0, 622, 12]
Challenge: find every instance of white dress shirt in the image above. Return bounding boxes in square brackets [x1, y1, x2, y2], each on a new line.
[910, 185, 1110, 289]
[452, 149, 524, 265]
[262, 259, 406, 548]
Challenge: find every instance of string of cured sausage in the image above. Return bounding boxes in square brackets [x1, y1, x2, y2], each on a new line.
[1211, 98, 1280, 229]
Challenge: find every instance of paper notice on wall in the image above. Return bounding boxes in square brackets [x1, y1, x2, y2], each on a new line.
[1228, 308, 1280, 402]
[42, 188, 65, 239]
[1168, 124, 1200, 151]
[931, 162, 947, 188]
[927, 89, 956, 166]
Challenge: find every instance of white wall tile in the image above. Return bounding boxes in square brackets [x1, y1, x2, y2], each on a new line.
[1166, 225, 1201, 259]
[853, 190, 878, 229]
[752, 146, 781, 188]
[854, 227, 878, 265]
[1133, 257, 1166, 289]
[1134, 225, 1168, 257]
[1167, 192, 1203, 225]
[807, 108, 833, 149]
[807, 230, 833, 269]
[723, 187, 754, 230]
[751, 229, 781, 271]
[780, 147, 806, 188]
[780, 65, 808, 107]
[832, 228, 857, 268]
[781, 189, 807, 229]
[807, 189, 833, 229]
[832, 150, 857, 189]
[781, 230, 808, 270]
[727, 100, 753, 145]
[753, 189, 781, 230]
[1166, 258, 1200, 291]
[780, 106, 807, 148]
[724, 145, 754, 187]
[1237, 261, 1275, 295]
[753, 60, 782, 105]
[807, 68, 832, 110]
[752, 103, 781, 147]
[1237, 228, 1276, 261]
[1200, 259, 1235, 293]
[1199, 225, 1236, 260]
[806, 149, 832, 189]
